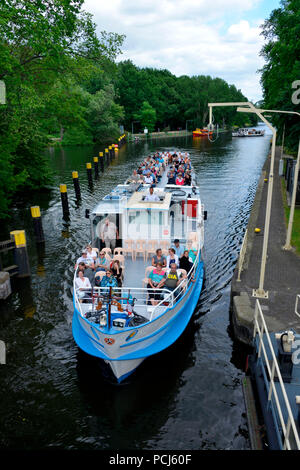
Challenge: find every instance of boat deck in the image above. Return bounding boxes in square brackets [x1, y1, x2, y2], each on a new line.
[250, 332, 300, 449]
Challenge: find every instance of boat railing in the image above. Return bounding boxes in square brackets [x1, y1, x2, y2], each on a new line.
[237, 229, 248, 282]
[253, 299, 300, 450]
[150, 248, 201, 321]
[73, 280, 174, 318]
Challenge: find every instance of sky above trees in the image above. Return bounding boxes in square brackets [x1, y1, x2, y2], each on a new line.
[84, 0, 281, 103]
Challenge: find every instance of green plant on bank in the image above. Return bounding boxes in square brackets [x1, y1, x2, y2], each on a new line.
[281, 177, 300, 254]
[0, 0, 125, 219]
[260, 0, 300, 153]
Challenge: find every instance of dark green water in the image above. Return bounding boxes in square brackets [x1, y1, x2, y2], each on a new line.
[0, 128, 271, 450]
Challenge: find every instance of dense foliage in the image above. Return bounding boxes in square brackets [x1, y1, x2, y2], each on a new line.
[260, 0, 300, 153]
[115, 60, 256, 132]
[0, 0, 257, 219]
[0, 0, 124, 218]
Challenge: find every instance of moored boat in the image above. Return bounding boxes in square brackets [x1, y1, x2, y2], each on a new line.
[72, 150, 205, 382]
[232, 128, 265, 137]
[193, 128, 213, 137]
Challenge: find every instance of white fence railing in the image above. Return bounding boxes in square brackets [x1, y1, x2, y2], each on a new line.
[253, 299, 300, 450]
[237, 229, 248, 282]
[295, 294, 300, 319]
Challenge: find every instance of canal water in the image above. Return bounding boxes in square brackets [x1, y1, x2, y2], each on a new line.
[0, 127, 271, 450]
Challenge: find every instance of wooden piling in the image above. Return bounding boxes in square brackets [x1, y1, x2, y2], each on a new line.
[72, 171, 81, 200]
[99, 152, 104, 172]
[60, 184, 70, 218]
[86, 162, 93, 186]
[10, 230, 30, 278]
[30, 206, 45, 243]
[93, 157, 99, 179]
[105, 148, 109, 163]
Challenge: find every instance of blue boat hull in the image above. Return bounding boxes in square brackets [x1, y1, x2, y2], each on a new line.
[72, 261, 204, 382]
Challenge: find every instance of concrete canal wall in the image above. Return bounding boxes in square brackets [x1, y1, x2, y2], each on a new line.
[231, 145, 300, 345]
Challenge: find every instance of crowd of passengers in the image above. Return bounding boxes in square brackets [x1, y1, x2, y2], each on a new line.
[127, 151, 192, 186]
[74, 239, 198, 306]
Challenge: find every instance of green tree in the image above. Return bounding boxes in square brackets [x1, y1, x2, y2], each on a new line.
[0, 0, 125, 218]
[260, 0, 300, 152]
[134, 101, 157, 133]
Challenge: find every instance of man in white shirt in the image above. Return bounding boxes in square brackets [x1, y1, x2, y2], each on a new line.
[144, 173, 154, 185]
[144, 186, 160, 202]
[100, 217, 119, 251]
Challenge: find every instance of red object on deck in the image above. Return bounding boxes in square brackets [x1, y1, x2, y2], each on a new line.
[187, 200, 198, 217]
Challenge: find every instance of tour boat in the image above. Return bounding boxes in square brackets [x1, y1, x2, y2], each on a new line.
[72, 151, 205, 382]
[232, 128, 265, 137]
[193, 128, 213, 137]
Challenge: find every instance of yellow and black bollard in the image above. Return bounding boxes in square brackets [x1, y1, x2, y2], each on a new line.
[10, 230, 30, 278]
[60, 184, 70, 218]
[99, 152, 104, 172]
[72, 171, 81, 200]
[30, 206, 45, 243]
[86, 162, 93, 187]
[93, 157, 99, 179]
[105, 148, 109, 164]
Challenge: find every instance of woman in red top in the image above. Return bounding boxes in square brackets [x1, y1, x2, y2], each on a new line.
[175, 173, 185, 185]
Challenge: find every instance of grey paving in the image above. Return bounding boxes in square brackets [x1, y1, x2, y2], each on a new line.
[231, 146, 300, 343]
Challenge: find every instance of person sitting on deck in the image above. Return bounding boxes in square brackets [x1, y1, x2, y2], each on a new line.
[111, 259, 123, 287]
[147, 262, 166, 306]
[161, 263, 183, 293]
[77, 261, 95, 285]
[184, 171, 192, 186]
[95, 251, 110, 272]
[85, 245, 98, 261]
[175, 173, 185, 186]
[75, 270, 92, 302]
[144, 186, 160, 202]
[75, 251, 94, 270]
[100, 269, 118, 289]
[144, 172, 154, 185]
[152, 248, 167, 267]
[179, 250, 193, 273]
[167, 172, 176, 185]
[129, 169, 142, 183]
[166, 248, 179, 268]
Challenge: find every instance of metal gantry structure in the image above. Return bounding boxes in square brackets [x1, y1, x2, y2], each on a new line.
[207, 102, 299, 299]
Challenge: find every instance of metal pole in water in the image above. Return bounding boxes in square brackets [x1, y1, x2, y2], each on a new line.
[10, 230, 30, 278]
[72, 171, 81, 200]
[30, 206, 45, 243]
[60, 184, 70, 218]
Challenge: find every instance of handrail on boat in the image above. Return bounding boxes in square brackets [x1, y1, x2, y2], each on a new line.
[73, 244, 201, 324]
[150, 246, 201, 321]
[253, 299, 300, 450]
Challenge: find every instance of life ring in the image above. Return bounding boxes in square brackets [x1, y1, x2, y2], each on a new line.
[104, 337, 115, 345]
